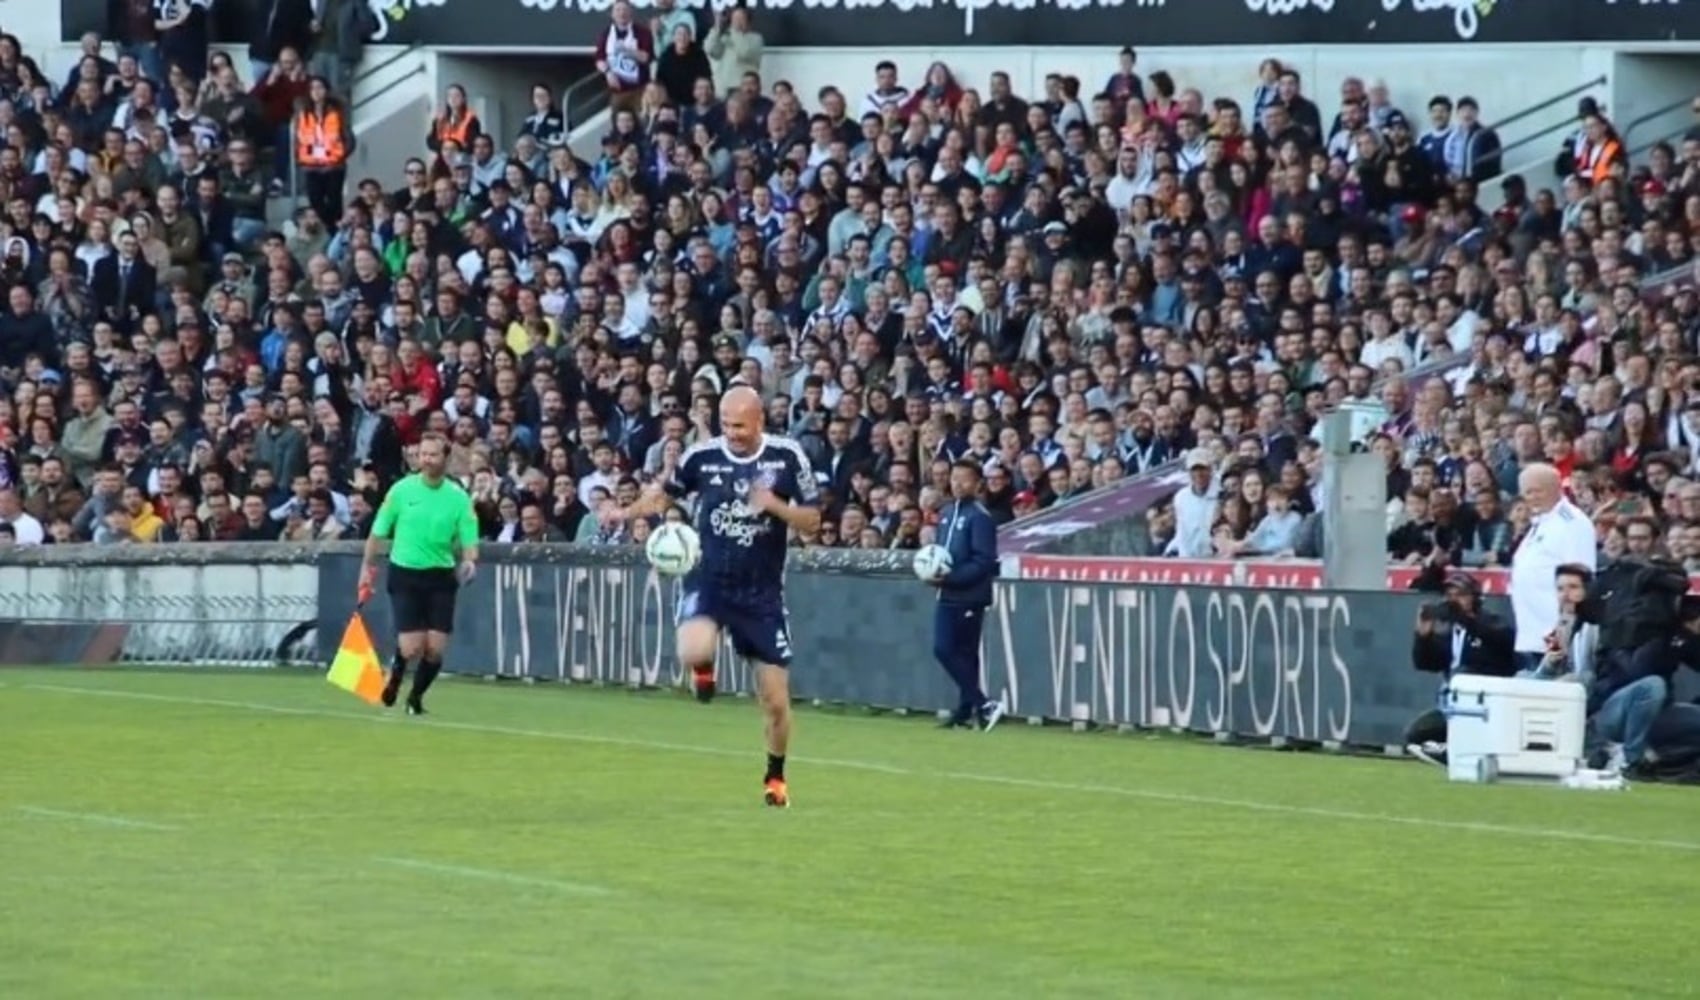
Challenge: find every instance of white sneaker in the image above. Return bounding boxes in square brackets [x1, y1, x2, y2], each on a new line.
[1407, 741, 1446, 767]
[979, 700, 1006, 733]
[1605, 743, 1628, 775]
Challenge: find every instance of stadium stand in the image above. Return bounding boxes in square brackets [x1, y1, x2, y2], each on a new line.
[0, 7, 1696, 570]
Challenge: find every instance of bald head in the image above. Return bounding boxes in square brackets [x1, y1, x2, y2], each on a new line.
[721, 385, 761, 421]
[1519, 463, 1561, 513]
[719, 385, 764, 456]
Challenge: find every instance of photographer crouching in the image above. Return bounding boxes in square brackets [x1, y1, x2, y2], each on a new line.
[1558, 555, 1700, 777]
[1405, 573, 1516, 766]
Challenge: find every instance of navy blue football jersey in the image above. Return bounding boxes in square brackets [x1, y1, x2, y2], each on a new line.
[664, 434, 820, 604]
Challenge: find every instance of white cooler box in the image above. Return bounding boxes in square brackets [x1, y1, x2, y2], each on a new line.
[1445, 675, 1586, 783]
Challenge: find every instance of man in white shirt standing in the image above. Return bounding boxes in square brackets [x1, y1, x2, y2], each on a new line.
[1164, 449, 1219, 559]
[1359, 309, 1416, 371]
[1509, 463, 1597, 673]
[0, 488, 43, 546]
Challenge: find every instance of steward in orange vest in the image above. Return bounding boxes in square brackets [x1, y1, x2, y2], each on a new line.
[428, 107, 482, 158]
[295, 95, 355, 171]
[1574, 113, 1625, 186]
[292, 77, 357, 225]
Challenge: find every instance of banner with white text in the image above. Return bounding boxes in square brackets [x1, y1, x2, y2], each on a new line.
[320, 550, 1437, 748]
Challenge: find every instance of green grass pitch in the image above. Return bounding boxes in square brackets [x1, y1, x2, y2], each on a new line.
[2, 667, 1697, 999]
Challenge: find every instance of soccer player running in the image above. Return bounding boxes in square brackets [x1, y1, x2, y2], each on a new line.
[358, 433, 480, 716]
[602, 386, 820, 808]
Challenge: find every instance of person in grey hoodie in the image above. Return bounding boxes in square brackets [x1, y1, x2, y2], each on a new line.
[703, 5, 763, 97]
[1236, 484, 1303, 557]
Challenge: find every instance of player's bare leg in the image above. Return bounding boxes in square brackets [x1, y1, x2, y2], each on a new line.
[385, 631, 424, 708]
[407, 631, 449, 716]
[677, 617, 720, 703]
[755, 662, 792, 808]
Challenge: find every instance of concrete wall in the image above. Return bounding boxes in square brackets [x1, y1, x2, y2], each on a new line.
[434, 54, 601, 142]
[1613, 52, 1700, 155]
[347, 94, 434, 189]
[342, 46, 438, 190]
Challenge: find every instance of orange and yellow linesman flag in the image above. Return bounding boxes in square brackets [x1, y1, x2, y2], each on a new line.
[326, 612, 385, 705]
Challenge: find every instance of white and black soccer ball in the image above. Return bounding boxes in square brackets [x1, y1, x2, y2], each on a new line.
[646, 522, 702, 577]
[912, 544, 953, 582]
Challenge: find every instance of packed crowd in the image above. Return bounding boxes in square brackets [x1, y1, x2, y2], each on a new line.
[1142, 86, 1700, 567]
[0, 4, 1698, 562]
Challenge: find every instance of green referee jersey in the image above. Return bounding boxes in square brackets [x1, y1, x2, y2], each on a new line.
[372, 474, 479, 570]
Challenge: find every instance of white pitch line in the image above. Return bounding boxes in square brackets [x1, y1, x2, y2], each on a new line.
[928, 771, 1700, 853]
[374, 856, 612, 896]
[24, 683, 908, 771]
[16, 805, 180, 831]
[25, 682, 1700, 854]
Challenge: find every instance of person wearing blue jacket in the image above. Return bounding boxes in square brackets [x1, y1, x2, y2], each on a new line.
[928, 460, 1004, 731]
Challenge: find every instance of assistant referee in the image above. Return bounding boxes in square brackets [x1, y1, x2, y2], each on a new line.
[359, 433, 480, 715]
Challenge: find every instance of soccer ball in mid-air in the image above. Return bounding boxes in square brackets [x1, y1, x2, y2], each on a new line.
[646, 522, 702, 577]
[912, 544, 953, 582]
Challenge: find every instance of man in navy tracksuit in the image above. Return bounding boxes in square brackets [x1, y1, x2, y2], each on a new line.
[929, 460, 1005, 731]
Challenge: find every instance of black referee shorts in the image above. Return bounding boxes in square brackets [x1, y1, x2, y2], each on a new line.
[387, 566, 459, 634]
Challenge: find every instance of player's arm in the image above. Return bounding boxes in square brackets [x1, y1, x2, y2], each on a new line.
[604, 483, 676, 526]
[755, 491, 822, 534]
[359, 488, 399, 601]
[605, 451, 694, 526]
[940, 507, 998, 588]
[454, 488, 480, 582]
[360, 529, 389, 573]
[755, 444, 822, 535]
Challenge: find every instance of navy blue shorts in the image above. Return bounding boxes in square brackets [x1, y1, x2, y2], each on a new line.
[677, 587, 793, 667]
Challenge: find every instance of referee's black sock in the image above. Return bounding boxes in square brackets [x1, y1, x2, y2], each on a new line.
[382, 653, 408, 707]
[409, 654, 443, 705]
[765, 753, 785, 782]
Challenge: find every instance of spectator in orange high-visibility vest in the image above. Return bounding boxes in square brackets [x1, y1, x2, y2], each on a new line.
[293, 76, 355, 227]
[1574, 112, 1626, 186]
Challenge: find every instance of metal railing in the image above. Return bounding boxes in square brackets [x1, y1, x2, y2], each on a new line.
[1472, 77, 1613, 205]
[1624, 95, 1696, 159]
[353, 66, 428, 116]
[1495, 117, 1580, 168]
[1643, 261, 1699, 304]
[564, 67, 612, 136]
[1490, 75, 1607, 163]
[352, 44, 424, 93]
[0, 591, 319, 668]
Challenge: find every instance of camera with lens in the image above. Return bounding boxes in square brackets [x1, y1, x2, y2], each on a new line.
[1421, 600, 1455, 624]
